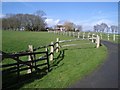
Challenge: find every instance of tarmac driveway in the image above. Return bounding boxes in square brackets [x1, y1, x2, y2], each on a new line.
[69, 40, 118, 88]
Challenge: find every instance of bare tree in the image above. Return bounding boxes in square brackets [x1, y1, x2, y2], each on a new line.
[76, 25, 82, 32]
[100, 23, 108, 32]
[111, 25, 118, 33]
[93, 24, 102, 32]
[63, 21, 75, 31]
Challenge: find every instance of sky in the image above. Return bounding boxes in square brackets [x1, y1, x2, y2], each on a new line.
[1, 2, 118, 31]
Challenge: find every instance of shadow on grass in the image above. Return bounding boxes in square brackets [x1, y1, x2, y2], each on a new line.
[62, 46, 97, 51]
[3, 46, 97, 89]
[52, 50, 65, 68]
[2, 49, 65, 89]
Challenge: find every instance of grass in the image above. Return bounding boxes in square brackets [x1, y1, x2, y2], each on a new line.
[2, 30, 107, 89]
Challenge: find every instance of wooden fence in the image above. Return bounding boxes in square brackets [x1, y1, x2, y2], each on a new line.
[48, 30, 119, 42]
[1, 37, 61, 88]
[1, 32, 101, 88]
[49, 31, 101, 48]
[2, 51, 49, 78]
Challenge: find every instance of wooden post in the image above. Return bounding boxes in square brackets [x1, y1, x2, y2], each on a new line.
[44, 47, 48, 64]
[92, 34, 94, 42]
[96, 35, 100, 48]
[17, 56, 20, 81]
[78, 32, 80, 38]
[108, 33, 109, 40]
[83, 32, 85, 39]
[27, 45, 33, 74]
[56, 38, 59, 53]
[113, 34, 115, 41]
[46, 48, 50, 72]
[50, 42, 54, 61]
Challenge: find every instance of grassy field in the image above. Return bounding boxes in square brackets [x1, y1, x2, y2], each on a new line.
[2, 30, 107, 89]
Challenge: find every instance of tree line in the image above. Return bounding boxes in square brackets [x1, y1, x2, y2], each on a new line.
[2, 10, 47, 31]
[94, 23, 118, 33]
[2, 10, 118, 33]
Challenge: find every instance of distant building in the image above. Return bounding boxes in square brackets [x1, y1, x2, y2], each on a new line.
[55, 24, 66, 31]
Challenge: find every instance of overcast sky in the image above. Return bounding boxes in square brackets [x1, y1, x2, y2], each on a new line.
[1, 2, 118, 31]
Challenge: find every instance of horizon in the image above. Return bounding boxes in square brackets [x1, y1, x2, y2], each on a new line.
[1, 2, 118, 31]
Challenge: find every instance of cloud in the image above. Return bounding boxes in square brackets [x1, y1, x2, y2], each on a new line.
[45, 18, 60, 27]
[94, 19, 112, 25]
[0, 14, 5, 18]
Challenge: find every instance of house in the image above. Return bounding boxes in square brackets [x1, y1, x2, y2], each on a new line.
[55, 24, 66, 31]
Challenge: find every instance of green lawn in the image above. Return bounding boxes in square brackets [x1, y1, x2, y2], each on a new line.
[2, 30, 107, 89]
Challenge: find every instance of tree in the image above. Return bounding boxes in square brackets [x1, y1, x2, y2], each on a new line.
[93, 24, 102, 32]
[93, 23, 108, 33]
[100, 23, 108, 32]
[111, 25, 118, 33]
[75, 25, 82, 32]
[63, 21, 75, 31]
[106, 27, 110, 33]
[34, 10, 46, 17]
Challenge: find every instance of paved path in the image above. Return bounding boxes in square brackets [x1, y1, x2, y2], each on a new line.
[69, 40, 118, 88]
